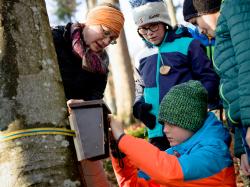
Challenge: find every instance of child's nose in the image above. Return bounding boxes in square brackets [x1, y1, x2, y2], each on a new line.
[147, 29, 154, 35]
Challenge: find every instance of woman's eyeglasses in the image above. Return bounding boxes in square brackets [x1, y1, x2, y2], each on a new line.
[138, 23, 159, 35]
[101, 26, 117, 45]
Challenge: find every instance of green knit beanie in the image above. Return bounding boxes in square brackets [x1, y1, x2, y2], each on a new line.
[158, 80, 208, 132]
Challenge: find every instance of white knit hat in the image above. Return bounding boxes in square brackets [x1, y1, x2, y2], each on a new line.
[130, 0, 171, 27]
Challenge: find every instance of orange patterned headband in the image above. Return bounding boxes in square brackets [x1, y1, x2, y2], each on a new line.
[86, 6, 125, 37]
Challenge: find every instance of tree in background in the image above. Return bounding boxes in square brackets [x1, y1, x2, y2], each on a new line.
[55, 0, 78, 22]
[0, 0, 82, 186]
[86, 0, 97, 9]
[165, 0, 177, 26]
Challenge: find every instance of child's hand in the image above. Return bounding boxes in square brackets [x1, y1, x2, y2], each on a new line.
[109, 115, 125, 140]
[240, 153, 250, 176]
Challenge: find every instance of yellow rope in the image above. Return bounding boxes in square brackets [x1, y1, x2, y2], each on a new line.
[0, 128, 76, 142]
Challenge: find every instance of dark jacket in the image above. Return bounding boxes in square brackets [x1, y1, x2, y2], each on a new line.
[214, 0, 250, 157]
[51, 23, 108, 100]
[214, 0, 250, 127]
[188, 26, 222, 111]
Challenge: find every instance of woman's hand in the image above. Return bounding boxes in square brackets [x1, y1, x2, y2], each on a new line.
[109, 115, 125, 140]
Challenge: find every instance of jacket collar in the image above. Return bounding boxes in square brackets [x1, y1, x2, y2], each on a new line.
[166, 112, 231, 155]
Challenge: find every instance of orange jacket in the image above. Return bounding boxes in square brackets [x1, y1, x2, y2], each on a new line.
[112, 135, 235, 187]
[112, 114, 236, 187]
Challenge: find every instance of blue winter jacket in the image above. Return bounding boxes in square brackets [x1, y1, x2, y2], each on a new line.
[187, 26, 215, 60]
[134, 26, 220, 138]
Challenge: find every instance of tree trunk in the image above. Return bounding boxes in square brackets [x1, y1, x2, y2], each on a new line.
[86, 0, 97, 9]
[165, 0, 177, 26]
[0, 1, 82, 186]
[104, 74, 117, 114]
[108, 29, 135, 124]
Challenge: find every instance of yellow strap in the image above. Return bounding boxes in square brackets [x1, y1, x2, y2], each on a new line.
[0, 128, 76, 142]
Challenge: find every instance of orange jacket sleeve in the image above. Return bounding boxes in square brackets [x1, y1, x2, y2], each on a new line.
[111, 156, 159, 187]
[112, 135, 184, 186]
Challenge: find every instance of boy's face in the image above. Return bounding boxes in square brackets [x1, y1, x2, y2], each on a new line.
[163, 122, 194, 146]
[189, 13, 218, 38]
[138, 22, 166, 45]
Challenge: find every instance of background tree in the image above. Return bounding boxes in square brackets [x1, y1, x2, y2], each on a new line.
[86, 0, 97, 9]
[0, 0, 82, 186]
[55, 0, 78, 22]
[107, 31, 135, 125]
[165, 0, 177, 26]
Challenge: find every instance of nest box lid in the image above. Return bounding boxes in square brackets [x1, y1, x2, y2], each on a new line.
[68, 99, 111, 114]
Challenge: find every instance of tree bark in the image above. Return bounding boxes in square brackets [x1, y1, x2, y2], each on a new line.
[108, 29, 135, 124]
[86, 0, 97, 9]
[165, 0, 177, 26]
[104, 74, 117, 114]
[0, 0, 81, 186]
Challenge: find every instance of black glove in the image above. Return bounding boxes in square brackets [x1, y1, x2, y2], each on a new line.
[109, 131, 125, 168]
[133, 102, 156, 129]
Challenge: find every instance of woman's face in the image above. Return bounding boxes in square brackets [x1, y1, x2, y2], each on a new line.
[83, 25, 118, 52]
[138, 22, 166, 45]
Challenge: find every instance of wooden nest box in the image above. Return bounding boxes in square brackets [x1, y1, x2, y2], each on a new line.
[68, 100, 111, 161]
